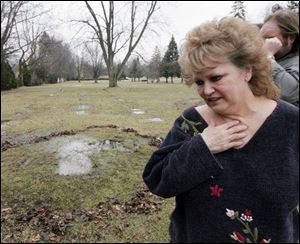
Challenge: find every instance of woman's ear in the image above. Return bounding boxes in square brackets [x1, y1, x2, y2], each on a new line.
[287, 34, 296, 46]
[245, 65, 253, 82]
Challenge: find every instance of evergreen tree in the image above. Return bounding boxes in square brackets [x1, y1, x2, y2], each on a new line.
[148, 46, 162, 82]
[287, 1, 299, 14]
[161, 36, 180, 83]
[129, 58, 143, 81]
[161, 53, 171, 83]
[35, 32, 77, 84]
[230, 1, 246, 20]
[1, 60, 17, 90]
[36, 32, 57, 83]
[117, 63, 126, 80]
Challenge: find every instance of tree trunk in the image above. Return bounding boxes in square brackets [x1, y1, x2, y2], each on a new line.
[109, 71, 118, 87]
[84, 1, 158, 89]
[109, 78, 117, 87]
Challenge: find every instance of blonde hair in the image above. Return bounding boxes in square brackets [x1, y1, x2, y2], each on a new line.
[179, 17, 280, 100]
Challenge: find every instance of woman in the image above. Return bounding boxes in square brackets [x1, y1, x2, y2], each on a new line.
[143, 17, 299, 243]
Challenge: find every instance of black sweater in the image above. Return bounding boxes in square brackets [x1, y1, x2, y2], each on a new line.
[143, 100, 299, 243]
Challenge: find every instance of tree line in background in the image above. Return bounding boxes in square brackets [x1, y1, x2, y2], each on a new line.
[128, 36, 181, 83]
[1, 1, 299, 90]
[1, 1, 161, 90]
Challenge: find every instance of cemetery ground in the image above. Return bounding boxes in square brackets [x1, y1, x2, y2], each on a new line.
[1, 79, 203, 243]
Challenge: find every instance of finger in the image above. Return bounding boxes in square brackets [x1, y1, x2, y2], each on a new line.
[272, 36, 282, 44]
[229, 132, 247, 141]
[222, 120, 240, 130]
[227, 139, 245, 149]
[227, 124, 248, 134]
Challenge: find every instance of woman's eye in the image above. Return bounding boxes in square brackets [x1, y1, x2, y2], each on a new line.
[195, 79, 204, 86]
[211, 75, 222, 82]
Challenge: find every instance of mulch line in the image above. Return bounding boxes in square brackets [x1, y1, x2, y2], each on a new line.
[1, 125, 163, 151]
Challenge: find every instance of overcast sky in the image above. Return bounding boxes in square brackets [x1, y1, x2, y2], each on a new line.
[41, 1, 289, 61]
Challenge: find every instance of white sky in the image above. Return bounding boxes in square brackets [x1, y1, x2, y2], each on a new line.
[40, 1, 289, 62]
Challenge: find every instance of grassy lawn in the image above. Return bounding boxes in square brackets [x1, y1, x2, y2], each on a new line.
[1, 79, 203, 243]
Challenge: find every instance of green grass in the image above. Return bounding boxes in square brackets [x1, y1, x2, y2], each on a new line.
[1, 79, 202, 243]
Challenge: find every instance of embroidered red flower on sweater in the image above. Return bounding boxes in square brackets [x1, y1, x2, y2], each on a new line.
[231, 231, 246, 243]
[226, 208, 271, 243]
[241, 209, 253, 222]
[210, 184, 223, 197]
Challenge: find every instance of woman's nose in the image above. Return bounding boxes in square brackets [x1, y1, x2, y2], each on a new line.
[203, 82, 215, 95]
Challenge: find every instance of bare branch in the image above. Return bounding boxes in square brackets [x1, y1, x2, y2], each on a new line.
[81, 1, 158, 87]
[84, 1, 108, 66]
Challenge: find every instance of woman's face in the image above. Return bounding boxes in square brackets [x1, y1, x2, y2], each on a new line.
[194, 62, 252, 114]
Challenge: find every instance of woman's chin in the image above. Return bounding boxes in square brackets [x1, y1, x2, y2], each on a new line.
[207, 99, 226, 112]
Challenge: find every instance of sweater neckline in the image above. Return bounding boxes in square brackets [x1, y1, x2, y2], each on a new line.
[231, 100, 280, 152]
[192, 100, 281, 153]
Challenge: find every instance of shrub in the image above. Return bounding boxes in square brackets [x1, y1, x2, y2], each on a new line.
[1, 60, 17, 90]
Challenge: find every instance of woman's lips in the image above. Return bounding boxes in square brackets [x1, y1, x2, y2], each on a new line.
[207, 97, 222, 102]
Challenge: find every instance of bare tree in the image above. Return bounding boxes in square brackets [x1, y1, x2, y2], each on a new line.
[74, 47, 86, 83]
[15, 4, 47, 86]
[85, 41, 103, 83]
[1, 1, 27, 61]
[83, 1, 158, 87]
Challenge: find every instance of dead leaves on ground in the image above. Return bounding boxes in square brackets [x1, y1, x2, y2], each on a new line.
[1, 183, 163, 243]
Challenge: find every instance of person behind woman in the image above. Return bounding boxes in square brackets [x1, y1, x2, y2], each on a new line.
[143, 17, 299, 243]
[260, 9, 299, 107]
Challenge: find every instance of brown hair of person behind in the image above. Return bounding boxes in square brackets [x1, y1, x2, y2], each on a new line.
[179, 17, 280, 100]
[264, 9, 299, 54]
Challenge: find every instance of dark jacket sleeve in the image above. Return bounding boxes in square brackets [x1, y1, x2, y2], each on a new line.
[143, 114, 224, 198]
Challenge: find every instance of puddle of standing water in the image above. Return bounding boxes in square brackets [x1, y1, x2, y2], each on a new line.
[73, 104, 95, 111]
[46, 135, 132, 176]
[131, 109, 145, 115]
[58, 140, 94, 176]
[73, 104, 95, 116]
[147, 118, 164, 122]
[75, 111, 86, 115]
